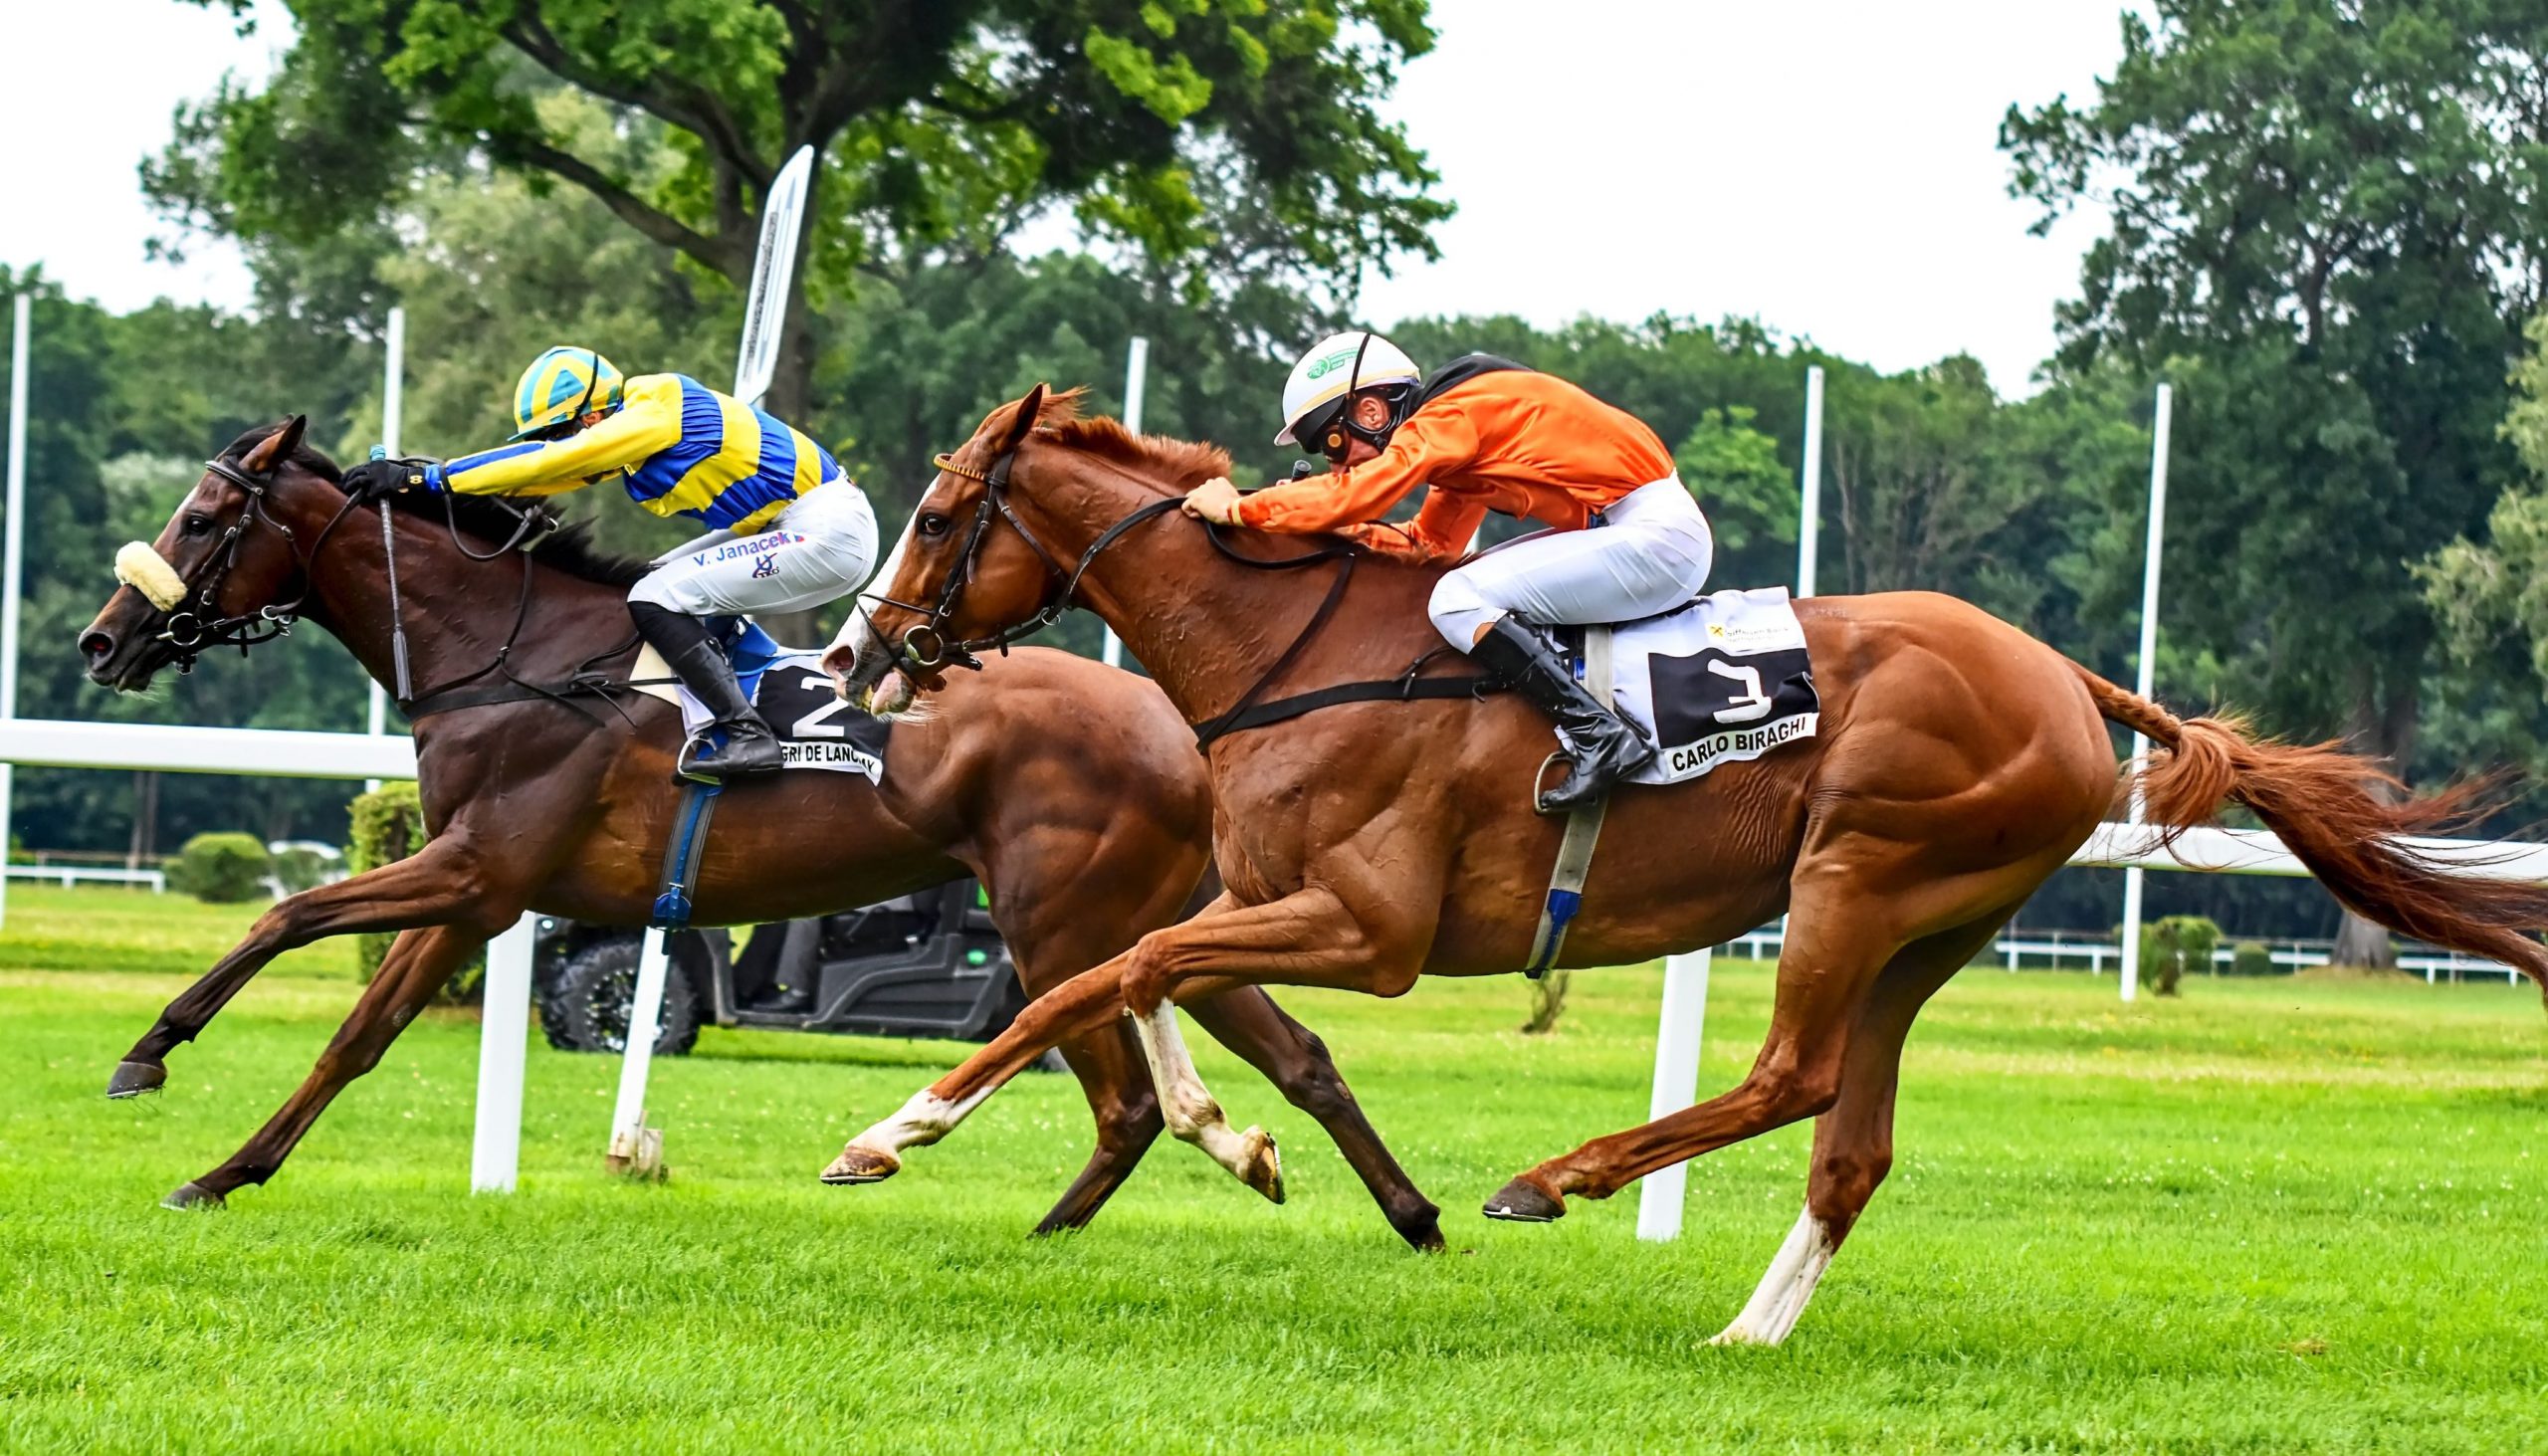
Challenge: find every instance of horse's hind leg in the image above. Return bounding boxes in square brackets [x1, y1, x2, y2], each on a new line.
[1710, 912, 2006, 1347]
[109, 836, 500, 1099]
[1185, 990, 1445, 1251]
[163, 923, 488, 1207]
[1031, 1020, 1167, 1236]
[1486, 864, 1924, 1221]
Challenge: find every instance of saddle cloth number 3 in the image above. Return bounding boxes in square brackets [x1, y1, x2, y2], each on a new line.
[1707, 659, 1774, 725]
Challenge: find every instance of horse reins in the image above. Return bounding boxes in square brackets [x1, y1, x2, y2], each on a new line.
[151, 450, 570, 716]
[861, 441, 1187, 672]
[869, 436, 1502, 751]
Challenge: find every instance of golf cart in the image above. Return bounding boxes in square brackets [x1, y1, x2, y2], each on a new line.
[533, 878, 1030, 1056]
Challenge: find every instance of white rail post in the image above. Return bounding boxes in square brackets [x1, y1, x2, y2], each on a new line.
[2118, 382, 2173, 1005]
[471, 912, 539, 1192]
[605, 928, 672, 1176]
[602, 147, 819, 1178]
[365, 307, 403, 792]
[0, 295, 29, 930]
[1103, 336, 1149, 671]
[1797, 364, 1824, 600]
[1635, 948, 1713, 1241]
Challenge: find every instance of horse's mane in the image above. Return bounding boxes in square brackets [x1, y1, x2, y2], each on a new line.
[986, 387, 1234, 492]
[221, 422, 652, 588]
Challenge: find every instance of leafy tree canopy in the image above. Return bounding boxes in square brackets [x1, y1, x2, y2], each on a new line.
[154, 0, 1450, 414]
[2004, 0, 2548, 961]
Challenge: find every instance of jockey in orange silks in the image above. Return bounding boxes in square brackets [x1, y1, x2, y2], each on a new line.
[1182, 331, 1714, 813]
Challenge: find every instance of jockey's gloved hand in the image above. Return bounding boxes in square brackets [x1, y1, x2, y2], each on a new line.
[342, 457, 441, 505]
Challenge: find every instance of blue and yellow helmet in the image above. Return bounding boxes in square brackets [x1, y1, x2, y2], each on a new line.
[511, 346, 625, 440]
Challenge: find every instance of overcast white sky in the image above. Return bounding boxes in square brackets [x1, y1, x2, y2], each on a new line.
[1, 0, 2128, 394]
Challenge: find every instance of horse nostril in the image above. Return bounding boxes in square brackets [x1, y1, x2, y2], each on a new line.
[81, 630, 115, 666]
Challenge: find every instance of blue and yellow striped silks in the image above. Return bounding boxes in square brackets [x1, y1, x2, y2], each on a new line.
[437, 373, 842, 532]
[511, 346, 628, 440]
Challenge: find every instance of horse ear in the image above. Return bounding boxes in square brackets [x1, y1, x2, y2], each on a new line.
[242, 415, 308, 475]
[1000, 385, 1047, 452]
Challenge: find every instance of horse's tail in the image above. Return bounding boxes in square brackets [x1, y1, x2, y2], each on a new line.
[2065, 659, 2548, 991]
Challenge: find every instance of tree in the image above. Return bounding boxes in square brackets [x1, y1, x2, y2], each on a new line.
[156, 0, 1449, 419]
[1822, 357, 2021, 601]
[2003, 0, 2548, 965]
[2421, 312, 2548, 793]
[1670, 405, 1793, 588]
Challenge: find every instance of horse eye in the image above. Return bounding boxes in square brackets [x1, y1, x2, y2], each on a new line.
[183, 515, 213, 536]
[917, 513, 952, 539]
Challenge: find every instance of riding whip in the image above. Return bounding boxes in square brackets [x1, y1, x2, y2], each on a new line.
[369, 446, 415, 702]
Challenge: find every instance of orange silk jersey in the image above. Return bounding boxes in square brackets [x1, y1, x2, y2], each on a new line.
[1228, 370, 1675, 561]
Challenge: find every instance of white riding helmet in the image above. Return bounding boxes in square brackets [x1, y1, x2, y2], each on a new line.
[1274, 330, 1422, 447]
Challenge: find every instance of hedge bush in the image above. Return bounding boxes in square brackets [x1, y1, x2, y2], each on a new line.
[166, 832, 272, 904]
[2230, 940, 2275, 977]
[272, 845, 341, 896]
[2139, 915, 2222, 997]
[345, 782, 484, 1001]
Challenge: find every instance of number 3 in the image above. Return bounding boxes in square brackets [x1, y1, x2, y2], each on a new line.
[1707, 660, 1774, 725]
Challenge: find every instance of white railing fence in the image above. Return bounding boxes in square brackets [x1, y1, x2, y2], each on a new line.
[1714, 923, 2523, 986]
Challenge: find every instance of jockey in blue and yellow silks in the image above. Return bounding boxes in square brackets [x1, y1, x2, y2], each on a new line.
[342, 346, 879, 781]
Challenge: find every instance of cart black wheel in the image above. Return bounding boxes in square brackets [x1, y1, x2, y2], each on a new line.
[543, 937, 700, 1056]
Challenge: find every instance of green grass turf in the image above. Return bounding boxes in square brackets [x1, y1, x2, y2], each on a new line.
[2, 886, 2544, 1452]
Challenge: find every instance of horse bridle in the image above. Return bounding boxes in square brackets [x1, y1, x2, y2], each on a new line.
[145, 455, 366, 672]
[862, 438, 1185, 672]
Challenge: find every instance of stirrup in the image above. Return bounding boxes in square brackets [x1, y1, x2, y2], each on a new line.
[1533, 735, 1654, 816]
[677, 724, 780, 784]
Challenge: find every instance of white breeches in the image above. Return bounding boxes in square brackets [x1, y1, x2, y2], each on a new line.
[628, 479, 880, 617]
[1425, 475, 1715, 646]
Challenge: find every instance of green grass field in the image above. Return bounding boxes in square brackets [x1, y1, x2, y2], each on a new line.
[2, 886, 2544, 1452]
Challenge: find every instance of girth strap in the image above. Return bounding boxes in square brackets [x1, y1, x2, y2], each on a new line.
[1524, 625, 1617, 978]
[651, 781, 724, 933]
[1191, 674, 1499, 747]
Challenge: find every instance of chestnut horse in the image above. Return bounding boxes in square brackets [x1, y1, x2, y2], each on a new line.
[819, 387, 2548, 1345]
[73, 417, 1443, 1249]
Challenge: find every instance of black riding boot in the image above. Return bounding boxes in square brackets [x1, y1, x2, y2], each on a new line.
[1468, 615, 1656, 815]
[630, 602, 784, 783]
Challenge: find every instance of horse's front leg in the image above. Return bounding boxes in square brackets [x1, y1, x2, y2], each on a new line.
[163, 922, 496, 1208]
[109, 834, 510, 1099]
[1116, 887, 1428, 1199]
[822, 885, 1430, 1197]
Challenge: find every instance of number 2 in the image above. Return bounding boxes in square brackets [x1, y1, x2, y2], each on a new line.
[792, 673, 852, 737]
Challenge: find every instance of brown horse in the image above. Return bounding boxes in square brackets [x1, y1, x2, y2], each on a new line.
[817, 386, 2548, 1344]
[74, 416, 1444, 1250]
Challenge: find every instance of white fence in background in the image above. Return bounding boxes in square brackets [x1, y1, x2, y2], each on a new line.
[1715, 924, 2523, 986]
[5, 863, 165, 891]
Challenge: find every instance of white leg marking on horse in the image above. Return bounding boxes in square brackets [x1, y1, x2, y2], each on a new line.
[1132, 1003, 1277, 1190]
[1710, 1206, 1838, 1347]
[851, 1083, 993, 1156]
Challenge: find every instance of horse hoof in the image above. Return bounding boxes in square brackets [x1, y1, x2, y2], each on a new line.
[1236, 1126, 1284, 1204]
[1481, 1176, 1565, 1223]
[160, 1181, 225, 1211]
[1395, 1208, 1448, 1253]
[106, 1060, 167, 1099]
[819, 1145, 900, 1185]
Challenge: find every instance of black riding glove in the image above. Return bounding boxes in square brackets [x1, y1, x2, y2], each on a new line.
[343, 458, 440, 504]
